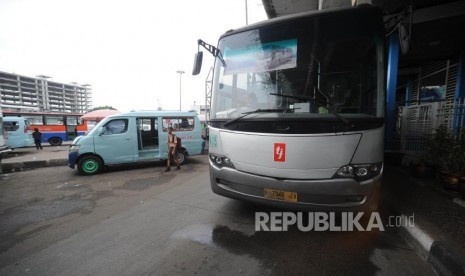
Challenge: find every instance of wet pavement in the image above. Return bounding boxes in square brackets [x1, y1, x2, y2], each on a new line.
[383, 165, 465, 249]
[0, 156, 436, 275]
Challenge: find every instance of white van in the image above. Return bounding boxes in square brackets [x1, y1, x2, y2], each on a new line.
[3, 117, 34, 148]
[68, 111, 203, 175]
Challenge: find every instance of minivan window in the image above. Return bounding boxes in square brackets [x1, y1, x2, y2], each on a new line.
[4, 121, 19, 131]
[162, 117, 195, 132]
[102, 119, 128, 135]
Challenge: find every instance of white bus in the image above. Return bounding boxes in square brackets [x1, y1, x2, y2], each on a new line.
[193, 6, 385, 212]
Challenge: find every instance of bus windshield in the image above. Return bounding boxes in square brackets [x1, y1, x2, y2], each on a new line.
[212, 9, 384, 120]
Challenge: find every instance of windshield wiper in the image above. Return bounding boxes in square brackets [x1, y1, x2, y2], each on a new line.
[223, 108, 289, 127]
[269, 92, 351, 126]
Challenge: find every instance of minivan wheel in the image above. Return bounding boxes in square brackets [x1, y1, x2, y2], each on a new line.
[49, 137, 62, 146]
[78, 155, 103, 175]
[174, 151, 186, 165]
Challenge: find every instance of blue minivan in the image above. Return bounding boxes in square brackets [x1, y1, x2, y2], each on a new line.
[68, 111, 203, 175]
[3, 117, 34, 148]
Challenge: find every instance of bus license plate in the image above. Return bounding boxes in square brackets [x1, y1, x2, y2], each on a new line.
[264, 188, 297, 202]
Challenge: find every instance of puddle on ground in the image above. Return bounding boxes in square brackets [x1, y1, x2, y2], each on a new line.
[169, 222, 399, 275]
[170, 224, 257, 251]
[171, 224, 216, 247]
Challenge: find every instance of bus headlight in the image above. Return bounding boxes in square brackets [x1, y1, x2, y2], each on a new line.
[69, 145, 80, 153]
[334, 162, 382, 181]
[209, 154, 235, 169]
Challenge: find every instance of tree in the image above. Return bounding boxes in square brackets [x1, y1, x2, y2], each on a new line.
[90, 106, 117, 111]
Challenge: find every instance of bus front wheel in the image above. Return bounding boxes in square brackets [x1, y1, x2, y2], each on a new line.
[78, 155, 103, 175]
[49, 137, 62, 146]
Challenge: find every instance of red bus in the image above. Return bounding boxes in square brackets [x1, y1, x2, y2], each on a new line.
[2, 111, 88, 146]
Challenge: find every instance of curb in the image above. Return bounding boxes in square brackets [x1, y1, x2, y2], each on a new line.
[1, 158, 68, 173]
[385, 166, 465, 275]
[396, 211, 465, 276]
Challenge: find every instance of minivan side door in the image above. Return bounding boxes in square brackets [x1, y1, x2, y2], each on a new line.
[136, 117, 160, 160]
[94, 118, 134, 164]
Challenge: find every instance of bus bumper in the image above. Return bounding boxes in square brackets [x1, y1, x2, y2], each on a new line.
[209, 161, 381, 212]
[68, 152, 78, 169]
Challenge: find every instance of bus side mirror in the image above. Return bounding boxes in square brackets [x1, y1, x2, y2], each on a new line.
[97, 127, 105, 136]
[192, 51, 203, 75]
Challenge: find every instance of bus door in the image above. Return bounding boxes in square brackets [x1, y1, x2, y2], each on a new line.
[65, 116, 79, 140]
[136, 117, 160, 160]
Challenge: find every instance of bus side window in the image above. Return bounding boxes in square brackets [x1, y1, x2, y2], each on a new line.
[45, 116, 64, 125]
[26, 115, 44, 125]
[66, 116, 79, 126]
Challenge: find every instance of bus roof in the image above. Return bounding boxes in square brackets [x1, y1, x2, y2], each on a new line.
[2, 111, 84, 116]
[3, 116, 27, 121]
[220, 5, 383, 39]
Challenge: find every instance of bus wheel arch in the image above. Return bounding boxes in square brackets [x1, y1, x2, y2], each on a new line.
[48, 137, 63, 146]
[77, 154, 104, 175]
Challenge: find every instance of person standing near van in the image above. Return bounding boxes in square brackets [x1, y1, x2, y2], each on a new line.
[32, 128, 43, 150]
[201, 125, 209, 154]
[164, 127, 180, 172]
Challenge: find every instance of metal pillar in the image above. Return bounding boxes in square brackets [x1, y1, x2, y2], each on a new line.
[405, 80, 411, 107]
[453, 51, 465, 131]
[385, 33, 400, 150]
[205, 67, 213, 123]
[176, 70, 185, 111]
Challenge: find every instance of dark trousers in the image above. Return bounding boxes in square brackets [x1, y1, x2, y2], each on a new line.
[34, 139, 42, 149]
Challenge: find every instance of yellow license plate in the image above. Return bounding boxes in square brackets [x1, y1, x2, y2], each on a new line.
[264, 188, 298, 202]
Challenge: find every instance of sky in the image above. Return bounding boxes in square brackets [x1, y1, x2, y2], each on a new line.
[0, 0, 267, 112]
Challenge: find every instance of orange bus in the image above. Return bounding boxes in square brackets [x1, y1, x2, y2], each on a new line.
[3, 111, 88, 146]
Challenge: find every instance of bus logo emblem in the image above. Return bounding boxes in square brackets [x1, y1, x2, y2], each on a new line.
[274, 143, 286, 162]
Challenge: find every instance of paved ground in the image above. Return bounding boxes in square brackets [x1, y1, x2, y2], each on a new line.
[0, 156, 436, 275]
[383, 166, 465, 249]
[3, 143, 70, 160]
[0, 144, 70, 174]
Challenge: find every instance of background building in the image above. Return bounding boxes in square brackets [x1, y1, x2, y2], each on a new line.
[190, 104, 210, 124]
[0, 71, 92, 113]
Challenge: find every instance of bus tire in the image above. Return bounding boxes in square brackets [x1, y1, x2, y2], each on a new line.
[49, 137, 62, 146]
[78, 155, 103, 175]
